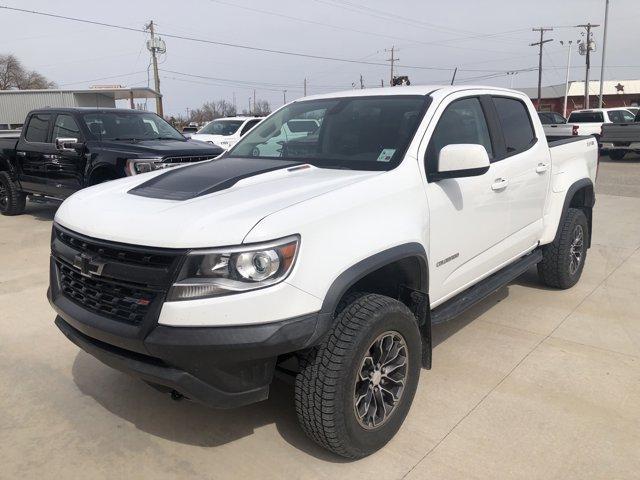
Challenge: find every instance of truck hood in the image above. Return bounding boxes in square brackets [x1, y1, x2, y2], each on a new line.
[55, 158, 380, 248]
[93, 138, 224, 157]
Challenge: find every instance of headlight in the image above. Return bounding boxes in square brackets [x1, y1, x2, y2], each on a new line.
[167, 236, 299, 301]
[125, 158, 175, 175]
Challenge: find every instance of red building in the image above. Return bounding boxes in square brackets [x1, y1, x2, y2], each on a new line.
[520, 80, 640, 115]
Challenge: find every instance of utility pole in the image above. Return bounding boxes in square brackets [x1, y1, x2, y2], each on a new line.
[560, 41, 574, 118]
[283, 90, 287, 105]
[577, 23, 599, 109]
[450, 67, 458, 86]
[248, 97, 252, 115]
[531, 27, 554, 109]
[599, 0, 610, 108]
[304, 78, 307, 96]
[145, 20, 164, 117]
[360, 74, 364, 89]
[253, 89, 256, 114]
[386, 46, 397, 86]
[232, 92, 236, 111]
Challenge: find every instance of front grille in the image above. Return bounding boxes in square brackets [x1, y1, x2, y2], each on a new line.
[58, 261, 157, 325]
[55, 228, 174, 268]
[52, 226, 185, 327]
[162, 155, 217, 165]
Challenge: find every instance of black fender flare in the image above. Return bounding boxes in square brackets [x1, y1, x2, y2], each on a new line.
[319, 242, 429, 316]
[557, 177, 595, 247]
[314, 242, 431, 368]
[0, 155, 16, 176]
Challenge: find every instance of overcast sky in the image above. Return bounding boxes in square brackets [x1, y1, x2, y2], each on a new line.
[2, 0, 639, 116]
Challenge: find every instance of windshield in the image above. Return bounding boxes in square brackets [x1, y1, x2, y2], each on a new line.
[568, 112, 604, 123]
[227, 96, 429, 171]
[82, 112, 184, 141]
[198, 120, 244, 136]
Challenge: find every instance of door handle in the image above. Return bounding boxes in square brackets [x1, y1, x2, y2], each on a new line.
[536, 162, 549, 173]
[491, 178, 509, 191]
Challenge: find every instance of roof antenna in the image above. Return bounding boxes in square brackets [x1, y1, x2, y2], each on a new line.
[450, 68, 458, 86]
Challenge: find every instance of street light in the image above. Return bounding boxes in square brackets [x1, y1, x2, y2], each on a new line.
[560, 40, 574, 118]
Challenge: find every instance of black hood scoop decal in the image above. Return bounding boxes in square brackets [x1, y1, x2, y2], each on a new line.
[128, 157, 301, 201]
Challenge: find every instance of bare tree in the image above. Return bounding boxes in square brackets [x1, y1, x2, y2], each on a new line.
[188, 99, 237, 123]
[0, 54, 56, 90]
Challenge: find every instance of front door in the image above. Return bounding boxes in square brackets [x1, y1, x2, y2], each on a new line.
[421, 94, 512, 305]
[48, 114, 86, 198]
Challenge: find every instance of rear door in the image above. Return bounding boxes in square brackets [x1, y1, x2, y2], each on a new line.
[47, 113, 86, 198]
[490, 95, 550, 257]
[16, 113, 54, 194]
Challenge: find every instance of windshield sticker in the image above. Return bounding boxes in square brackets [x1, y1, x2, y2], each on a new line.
[377, 149, 396, 162]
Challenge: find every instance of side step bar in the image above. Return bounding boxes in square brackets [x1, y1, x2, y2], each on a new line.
[431, 249, 543, 325]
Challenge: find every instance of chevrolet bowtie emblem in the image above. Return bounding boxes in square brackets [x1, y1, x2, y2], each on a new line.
[73, 253, 106, 277]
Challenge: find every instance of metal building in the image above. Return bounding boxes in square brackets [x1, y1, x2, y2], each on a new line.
[0, 87, 159, 129]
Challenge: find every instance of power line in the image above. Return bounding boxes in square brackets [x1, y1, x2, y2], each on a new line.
[0, 5, 534, 75]
[58, 70, 148, 86]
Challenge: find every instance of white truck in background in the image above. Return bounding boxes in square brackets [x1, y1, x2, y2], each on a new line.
[567, 107, 636, 140]
[190, 116, 263, 150]
[48, 86, 598, 459]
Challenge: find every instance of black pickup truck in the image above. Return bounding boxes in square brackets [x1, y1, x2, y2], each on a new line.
[600, 110, 640, 160]
[0, 108, 223, 215]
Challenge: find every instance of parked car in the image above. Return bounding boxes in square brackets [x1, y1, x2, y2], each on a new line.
[567, 108, 636, 141]
[181, 125, 199, 138]
[251, 118, 320, 157]
[49, 86, 597, 458]
[537, 111, 579, 138]
[600, 109, 640, 160]
[0, 108, 223, 215]
[190, 116, 263, 150]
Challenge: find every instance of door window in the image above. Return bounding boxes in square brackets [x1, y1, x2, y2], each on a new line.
[492, 97, 536, 156]
[620, 110, 636, 122]
[426, 97, 493, 172]
[24, 114, 51, 143]
[53, 114, 81, 140]
[240, 119, 261, 136]
[552, 113, 567, 124]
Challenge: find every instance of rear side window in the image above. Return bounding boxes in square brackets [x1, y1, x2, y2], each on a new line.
[492, 97, 535, 155]
[25, 114, 51, 143]
[538, 112, 553, 125]
[568, 112, 604, 123]
[426, 97, 493, 171]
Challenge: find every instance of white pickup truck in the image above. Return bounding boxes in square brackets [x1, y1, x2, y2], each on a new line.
[190, 116, 263, 150]
[48, 86, 598, 458]
[567, 108, 636, 140]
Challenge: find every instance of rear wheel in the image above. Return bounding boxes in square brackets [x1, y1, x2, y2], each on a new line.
[538, 208, 589, 289]
[0, 171, 26, 216]
[609, 150, 626, 161]
[295, 293, 421, 458]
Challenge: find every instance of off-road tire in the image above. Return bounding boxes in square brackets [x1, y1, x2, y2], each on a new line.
[609, 150, 626, 161]
[0, 171, 26, 216]
[538, 208, 589, 289]
[295, 293, 421, 458]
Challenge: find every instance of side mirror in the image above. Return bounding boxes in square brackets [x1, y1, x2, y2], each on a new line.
[55, 137, 83, 152]
[431, 144, 490, 181]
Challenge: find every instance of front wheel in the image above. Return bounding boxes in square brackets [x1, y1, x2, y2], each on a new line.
[0, 171, 26, 216]
[538, 208, 589, 289]
[295, 294, 422, 458]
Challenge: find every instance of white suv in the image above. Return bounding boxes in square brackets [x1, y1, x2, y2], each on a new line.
[49, 86, 598, 458]
[191, 116, 263, 150]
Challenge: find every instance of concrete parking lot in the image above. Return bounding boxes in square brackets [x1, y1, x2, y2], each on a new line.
[1, 156, 639, 479]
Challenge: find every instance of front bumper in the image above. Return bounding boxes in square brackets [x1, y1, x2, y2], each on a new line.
[51, 286, 331, 408]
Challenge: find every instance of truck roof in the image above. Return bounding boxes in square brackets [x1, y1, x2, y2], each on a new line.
[300, 85, 520, 102]
[28, 107, 150, 115]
